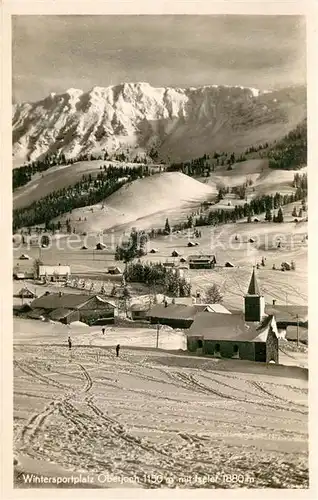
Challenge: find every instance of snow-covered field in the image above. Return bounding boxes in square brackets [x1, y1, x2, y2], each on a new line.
[13, 319, 308, 489]
[13, 213, 308, 309]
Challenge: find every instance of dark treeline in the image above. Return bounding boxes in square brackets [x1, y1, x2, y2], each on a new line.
[13, 152, 73, 190]
[13, 146, 164, 191]
[13, 165, 148, 231]
[267, 121, 307, 170]
[178, 176, 307, 230]
[125, 261, 191, 297]
[167, 151, 247, 177]
[12, 151, 112, 191]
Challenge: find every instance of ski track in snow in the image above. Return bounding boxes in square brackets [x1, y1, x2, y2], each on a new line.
[14, 345, 308, 489]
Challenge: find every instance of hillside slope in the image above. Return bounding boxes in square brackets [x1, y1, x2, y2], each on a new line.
[54, 172, 216, 233]
[12, 82, 306, 165]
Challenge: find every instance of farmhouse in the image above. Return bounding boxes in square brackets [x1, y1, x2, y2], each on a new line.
[186, 268, 279, 363]
[29, 292, 117, 325]
[188, 254, 217, 269]
[38, 265, 71, 282]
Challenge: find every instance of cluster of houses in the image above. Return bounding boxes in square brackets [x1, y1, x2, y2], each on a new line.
[14, 266, 308, 363]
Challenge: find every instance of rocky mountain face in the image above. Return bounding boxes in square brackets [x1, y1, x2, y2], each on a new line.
[12, 82, 306, 166]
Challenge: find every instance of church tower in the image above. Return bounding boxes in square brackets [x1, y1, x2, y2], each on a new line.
[244, 267, 265, 322]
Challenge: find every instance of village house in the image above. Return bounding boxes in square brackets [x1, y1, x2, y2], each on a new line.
[15, 286, 37, 299]
[188, 254, 217, 269]
[265, 302, 308, 330]
[285, 325, 308, 345]
[38, 265, 71, 282]
[186, 268, 279, 363]
[129, 303, 150, 320]
[148, 303, 202, 329]
[28, 292, 117, 325]
[147, 300, 231, 329]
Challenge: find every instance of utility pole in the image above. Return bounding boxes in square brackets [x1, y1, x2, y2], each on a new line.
[296, 314, 299, 348]
[156, 322, 160, 348]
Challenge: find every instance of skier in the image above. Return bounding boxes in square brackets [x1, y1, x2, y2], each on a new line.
[102, 328, 105, 335]
[68, 336, 72, 350]
[116, 344, 120, 357]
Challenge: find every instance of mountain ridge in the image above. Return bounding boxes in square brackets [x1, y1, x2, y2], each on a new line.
[12, 82, 306, 165]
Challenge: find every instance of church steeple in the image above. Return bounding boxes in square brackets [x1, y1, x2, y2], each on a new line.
[244, 267, 265, 322]
[247, 267, 261, 295]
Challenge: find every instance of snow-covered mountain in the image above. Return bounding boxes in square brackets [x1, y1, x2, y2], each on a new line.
[12, 82, 306, 165]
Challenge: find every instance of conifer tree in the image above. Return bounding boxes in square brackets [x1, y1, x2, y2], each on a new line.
[265, 209, 272, 222]
[164, 218, 171, 234]
[277, 207, 284, 223]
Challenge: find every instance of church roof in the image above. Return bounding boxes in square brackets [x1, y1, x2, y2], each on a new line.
[247, 268, 261, 295]
[187, 312, 277, 342]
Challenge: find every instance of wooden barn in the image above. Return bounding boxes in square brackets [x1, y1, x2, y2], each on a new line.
[224, 261, 235, 268]
[171, 250, 181, 257]
[96, 242, 107, 250]
[108, 266, 122, 275]
[29, 292, 117, 325]
[188, 254, 216, 269]
[19, 253, 31, 260]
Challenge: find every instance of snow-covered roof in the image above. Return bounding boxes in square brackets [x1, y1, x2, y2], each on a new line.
[188, 313, 278, 343]
[204, 304, 232, 314]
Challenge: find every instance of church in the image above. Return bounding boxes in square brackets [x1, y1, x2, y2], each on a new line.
[186, 268, 279, 363]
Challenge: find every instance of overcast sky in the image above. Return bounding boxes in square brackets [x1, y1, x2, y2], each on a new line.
[12, 15, 306, 103]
